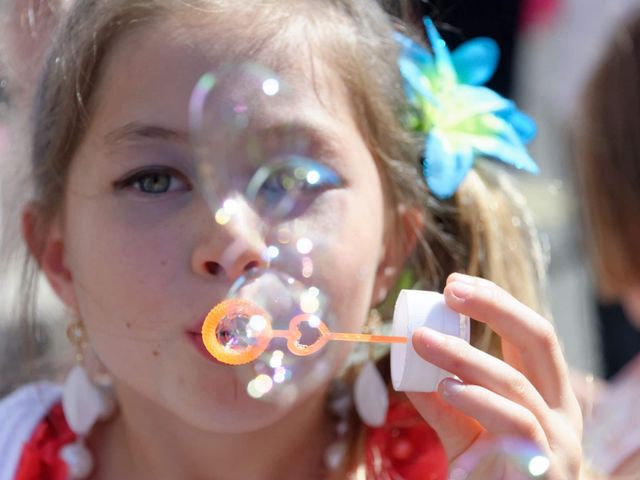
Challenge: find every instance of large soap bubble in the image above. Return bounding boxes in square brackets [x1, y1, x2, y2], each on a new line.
[190, 63, 340, 228]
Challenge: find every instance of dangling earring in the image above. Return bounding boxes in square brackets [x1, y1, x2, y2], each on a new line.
[59, 318, 115, 479]
[354, 309, 389, 428]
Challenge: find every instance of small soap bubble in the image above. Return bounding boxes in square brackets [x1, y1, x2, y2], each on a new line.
[214, 208, 231, 225]
[528, 455, 550, 477]
[222, 267, 339, 404]
[296, 237, 313, 255]
[273, 367, 287, 383]
[262, 78, 280, 96]
[300, 291, 320, 314]
[269, 351, 284, 368]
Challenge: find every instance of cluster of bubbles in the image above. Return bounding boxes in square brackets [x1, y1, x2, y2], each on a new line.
[449, 436, 551, 479]
[189, 62, 346, 405]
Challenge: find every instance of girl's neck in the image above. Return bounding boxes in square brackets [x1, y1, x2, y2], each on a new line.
[89, 382, 334, 480]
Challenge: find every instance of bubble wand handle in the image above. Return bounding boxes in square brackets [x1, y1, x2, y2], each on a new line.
[271, 328, 406, 344]
[327, 332, 407, 344]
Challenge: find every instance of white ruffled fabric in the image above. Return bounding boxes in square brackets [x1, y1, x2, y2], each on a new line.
[0, 382, 61, 480]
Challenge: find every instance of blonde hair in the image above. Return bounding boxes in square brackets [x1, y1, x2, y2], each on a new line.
[575, 12, 640, 297]
[22, 0, 547, 475]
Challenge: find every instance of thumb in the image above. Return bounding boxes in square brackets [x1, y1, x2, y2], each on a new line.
[407, 391, 483, 461]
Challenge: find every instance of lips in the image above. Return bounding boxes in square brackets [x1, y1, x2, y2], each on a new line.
[186, 330, 227, 365]
[187, 312, 209, 336]
[186, 312, 226, 365]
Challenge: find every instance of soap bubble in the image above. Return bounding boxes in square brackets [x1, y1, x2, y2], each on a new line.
[190, 63, 341, 227]
[189, 63, 349, 405]
[451, 437, 551, 479]
[221, 268, 340, 402]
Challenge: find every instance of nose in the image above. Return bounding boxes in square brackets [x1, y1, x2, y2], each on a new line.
[192, 200, 269, 282]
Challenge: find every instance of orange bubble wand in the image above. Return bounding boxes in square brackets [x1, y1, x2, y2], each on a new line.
[202, 298, 407, 365]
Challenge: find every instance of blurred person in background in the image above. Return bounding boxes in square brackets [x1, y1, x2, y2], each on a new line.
[1, 0, 71, 235]
[0, 0, 71, 394]
[574, 11, 640, 477]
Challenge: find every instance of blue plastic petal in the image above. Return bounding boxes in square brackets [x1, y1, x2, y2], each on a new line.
[495, 108, 537, 144]
[424, 130, 475, 199]
[451, 37, 500, 86]
[393, 32, 434, 66]
[446, 128, 539, 174]
[424, 18, 457, 86]
[476, 137, 539, 173]
[479, 116, 538, 172]
[438, 85, 513, 127]
[397, 56, 438, 106]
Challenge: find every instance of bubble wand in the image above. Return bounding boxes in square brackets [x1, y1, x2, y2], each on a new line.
[201, 298, 407, 366]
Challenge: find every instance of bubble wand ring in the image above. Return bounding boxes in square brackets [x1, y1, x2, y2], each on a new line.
[202, 299, 407, 366]
[201, 299, 273, 365]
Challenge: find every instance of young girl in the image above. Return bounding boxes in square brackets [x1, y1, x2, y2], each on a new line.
[0, 1, 582, 478]
[575, 11, 640, 478]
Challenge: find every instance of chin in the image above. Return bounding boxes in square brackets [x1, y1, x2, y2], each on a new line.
[162, 372, 305, 434]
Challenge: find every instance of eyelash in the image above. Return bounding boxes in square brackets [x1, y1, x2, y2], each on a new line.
[113, 166, 191, 195]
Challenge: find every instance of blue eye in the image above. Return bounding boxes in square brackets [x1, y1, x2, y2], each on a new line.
[246, 155, 342, 219]
[115, 167, 190, 195]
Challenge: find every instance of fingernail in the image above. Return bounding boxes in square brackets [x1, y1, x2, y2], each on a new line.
[415, 327, 444, 345]
[449, 273, 475, 285]
[449, 282, 474, 302]
[440, 377, 465, 397]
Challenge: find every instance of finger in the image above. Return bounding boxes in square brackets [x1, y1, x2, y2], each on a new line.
[438, 378, 551, 452]
[407, 392, 483, 462]
[500, 339, 525, 374]
[444, 273, 572, 409]
[412, 327, 549, 420]
[446, 274, 525, 373]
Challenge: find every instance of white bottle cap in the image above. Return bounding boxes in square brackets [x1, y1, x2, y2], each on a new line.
[391, 290, 470, 392]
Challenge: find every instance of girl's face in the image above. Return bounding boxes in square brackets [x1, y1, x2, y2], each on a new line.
[49, 17, 396, 432]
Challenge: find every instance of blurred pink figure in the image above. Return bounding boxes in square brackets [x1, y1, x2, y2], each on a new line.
[0, 0, 70, 250]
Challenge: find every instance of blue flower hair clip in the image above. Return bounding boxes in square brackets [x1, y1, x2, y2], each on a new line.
[394, 18, 539, 199]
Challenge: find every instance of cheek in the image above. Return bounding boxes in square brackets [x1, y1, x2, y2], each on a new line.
[64, 198, 188, 335]
[62, 198, 196, 397]
[309, 188, 385, 332]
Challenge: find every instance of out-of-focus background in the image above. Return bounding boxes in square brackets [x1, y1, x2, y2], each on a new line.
[0, 0, 70, 394]
[417, 0, 640, 380]
[2, 0, 640, 394]
[512, 0, 640, 378]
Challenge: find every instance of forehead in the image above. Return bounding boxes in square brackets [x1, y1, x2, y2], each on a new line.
[89, 13, 353, 138]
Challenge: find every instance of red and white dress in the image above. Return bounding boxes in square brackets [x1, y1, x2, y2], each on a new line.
[0, 384, 447, 479]
[0, 383, 72, 480]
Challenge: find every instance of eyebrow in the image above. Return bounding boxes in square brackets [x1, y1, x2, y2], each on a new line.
[260, 116, 345, 156]
[104, 122, 189, 147]
[104, 119, 343, 158]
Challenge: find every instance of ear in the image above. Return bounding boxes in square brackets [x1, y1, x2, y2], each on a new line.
[371, 203, 424, 306]
[22, 203, 78, 312]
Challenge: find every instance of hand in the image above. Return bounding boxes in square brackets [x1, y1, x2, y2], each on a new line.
[407, 273, 583, 479]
